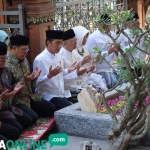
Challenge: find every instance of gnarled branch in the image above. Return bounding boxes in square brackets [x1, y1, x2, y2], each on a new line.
[131, 105, 150, 141]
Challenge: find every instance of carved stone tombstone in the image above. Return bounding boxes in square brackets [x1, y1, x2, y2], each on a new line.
[78, 85, 102, 113]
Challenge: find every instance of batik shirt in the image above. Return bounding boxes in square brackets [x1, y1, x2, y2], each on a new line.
[0, 67, 22, 119]
[5, 52, 40, 107]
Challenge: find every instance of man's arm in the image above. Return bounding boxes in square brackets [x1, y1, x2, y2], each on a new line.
[33, 59, 52, 87]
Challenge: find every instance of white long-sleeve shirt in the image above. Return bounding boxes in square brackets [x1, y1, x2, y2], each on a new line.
[59, 47, 82, 90]
[117, 28, 146, 63]
[86, 30, 117, 73]
[33, 48, 78, 101]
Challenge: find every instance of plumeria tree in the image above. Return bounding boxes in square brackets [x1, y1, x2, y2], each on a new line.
[93, 7, 150, 150]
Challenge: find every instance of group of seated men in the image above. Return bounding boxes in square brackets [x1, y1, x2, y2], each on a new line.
[0, 12, 146, 141]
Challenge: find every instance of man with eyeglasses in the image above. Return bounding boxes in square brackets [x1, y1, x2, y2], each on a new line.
[59, 29, 95, 98]
[33, 30, 88, 110]
[5, 35, 56, 129]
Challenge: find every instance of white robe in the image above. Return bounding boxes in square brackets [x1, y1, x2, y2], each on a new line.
[72, 26, 91, 68]
[33, 48, 78, 101]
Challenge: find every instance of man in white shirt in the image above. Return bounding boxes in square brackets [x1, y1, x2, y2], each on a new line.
[117, 12, 146, 77]
[117, 13, 140, 49]
[86, 14, 119, 88]
[59, 29, 95, 93]
[33, 30, 86, 110]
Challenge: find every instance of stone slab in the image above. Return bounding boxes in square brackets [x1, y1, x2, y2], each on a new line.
[54, 83, 130, 140]
[54, 103, 113, 140]
[105, 82, 130, 100]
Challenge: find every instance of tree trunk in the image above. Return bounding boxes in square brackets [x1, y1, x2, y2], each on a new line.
[107, 130, 132, 150]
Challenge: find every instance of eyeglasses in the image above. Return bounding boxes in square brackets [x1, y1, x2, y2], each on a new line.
[23, 48, 29, 52]
[0, 56, 8, 62]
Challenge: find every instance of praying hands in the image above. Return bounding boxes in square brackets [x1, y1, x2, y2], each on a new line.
[81, 55, 91, 66]
[0, 82, 25, 100]
[24, 67, 41, 82]
[47, 65, 62, 79]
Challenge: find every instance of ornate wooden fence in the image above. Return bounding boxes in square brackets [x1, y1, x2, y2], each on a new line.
[54, 0, 125, 31]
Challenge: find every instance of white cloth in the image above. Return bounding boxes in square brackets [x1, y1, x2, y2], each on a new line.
[33, 48, 78, 101]
[0, 30, 8, 42]
[72, 26, 107, 91]
[72, 26, 91, 68]
[86, 29, 117, 73]
[72, 26, 90, 48]
[85, 73, 108, 91]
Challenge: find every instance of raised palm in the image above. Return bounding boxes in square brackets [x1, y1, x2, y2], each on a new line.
[13, 81, 25, 94]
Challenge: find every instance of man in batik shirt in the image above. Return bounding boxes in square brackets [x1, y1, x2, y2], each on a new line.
[6, 35, 55, 122]
[0, 42, 25, 140]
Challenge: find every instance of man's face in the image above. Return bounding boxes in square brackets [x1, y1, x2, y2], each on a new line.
[105, 25, 111, 34]
[64, 37, 77, 52]
[0, 55, 7, 68]
[133, 19, 140, 28]
[47, 39, 63, 54]
[127, 19, 139, 29]
[13, 45, 29, 60]
[97, 22, 111, 34]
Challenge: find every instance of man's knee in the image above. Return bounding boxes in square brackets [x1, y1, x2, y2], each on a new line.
[1, 123, 21, 140]
[30, 112, 38, 124]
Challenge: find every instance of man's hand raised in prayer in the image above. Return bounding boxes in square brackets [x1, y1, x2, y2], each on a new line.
[92, 54, 101, 64]
[13, 81, 25, 94]
[24, 67, 41, 82]
[0, 82, 25, 100]
[76, 63, 87, 76]
[108, 44, 118, 54]
[81, 55, 91, 66]
[86, 65, 95, 73]
[0, 89, 16, 100]
[47, 65, 62, 79]
[68, 61, 78, 73]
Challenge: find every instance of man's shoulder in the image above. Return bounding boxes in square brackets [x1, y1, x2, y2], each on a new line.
[123, 28, 130, 34]
[89, 30, 98, 36]
[5, 62, 14, 73]
[3, 66, 9, 73]
[34, 51, 49, 66]
[35, 50, 45, 60]
[5, 60, 14, 67]
[59, 47, 65, 54]
[88, 30, 101, 40]
[55, 52, 63, 61]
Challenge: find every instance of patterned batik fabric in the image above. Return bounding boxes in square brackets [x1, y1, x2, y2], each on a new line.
[0, 67, 22, 119]
[5, 51, 37, 107]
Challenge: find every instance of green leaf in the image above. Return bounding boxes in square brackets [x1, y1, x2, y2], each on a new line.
[93, 47, 102, 55]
